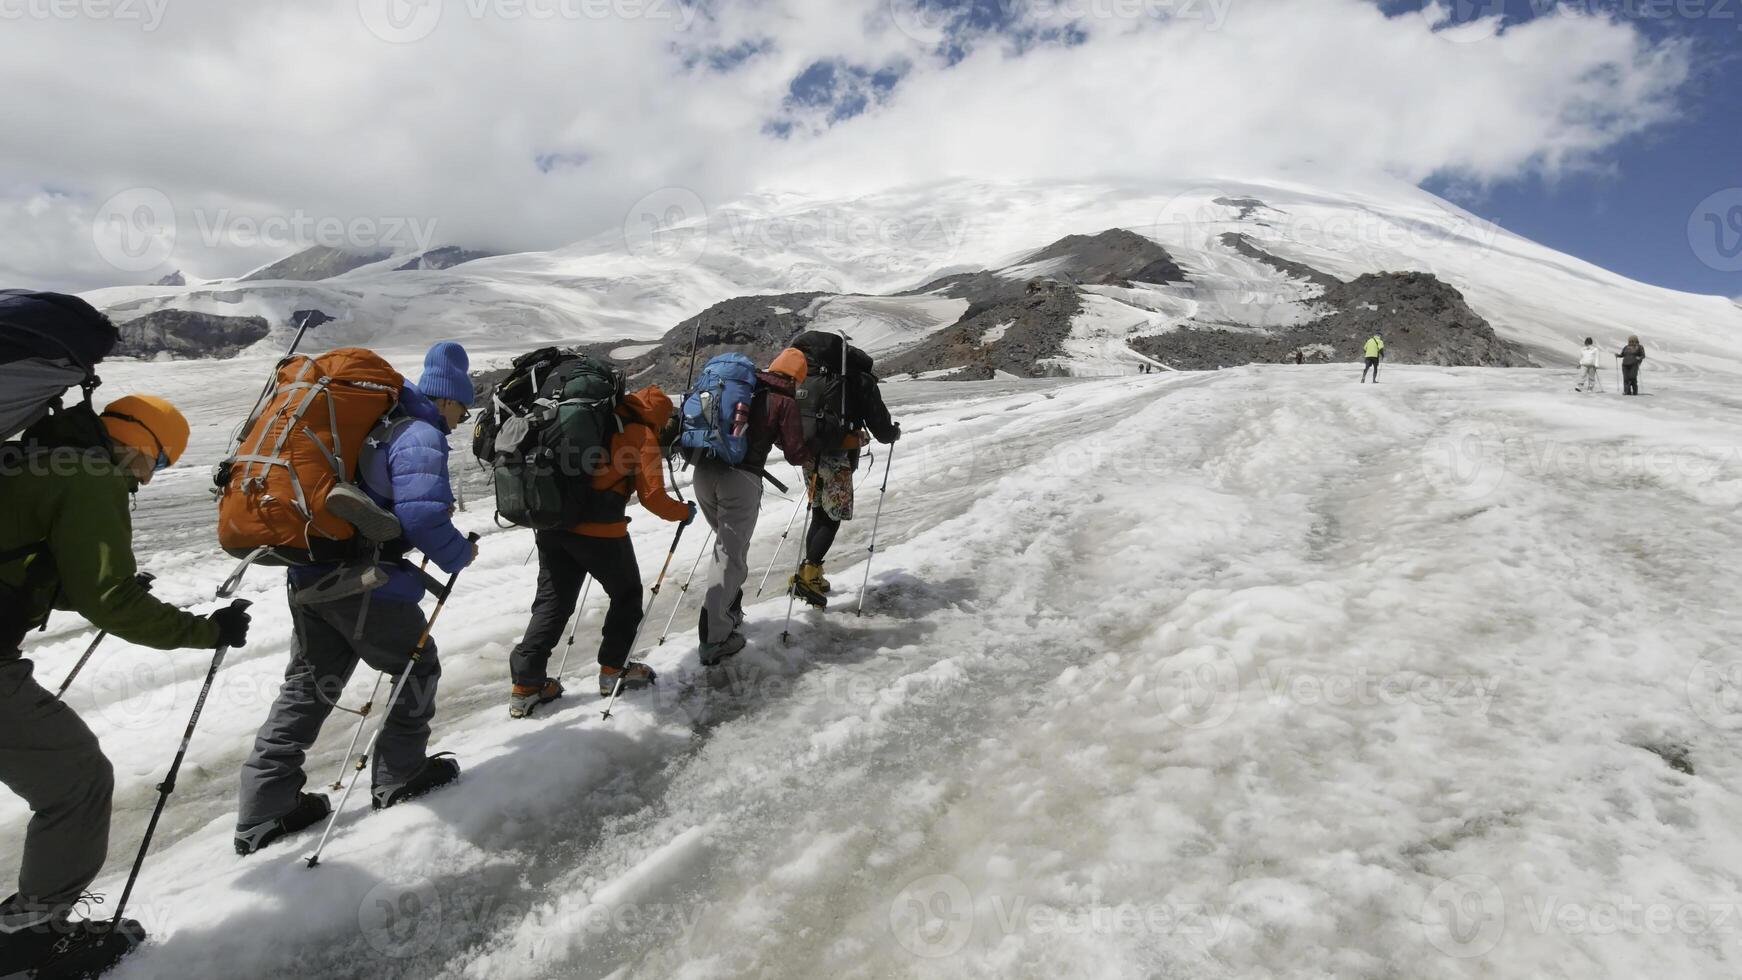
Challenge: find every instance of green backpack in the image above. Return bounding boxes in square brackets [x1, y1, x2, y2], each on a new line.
[477, 349, 624, 530]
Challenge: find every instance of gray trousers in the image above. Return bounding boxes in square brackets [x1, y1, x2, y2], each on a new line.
[692, 464, 763, 642]
[235, 593, 438, 828]
[0, 659, 113, 917]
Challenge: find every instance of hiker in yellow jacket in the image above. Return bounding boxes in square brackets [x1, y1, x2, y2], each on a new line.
[1360, 333, 1384, 383]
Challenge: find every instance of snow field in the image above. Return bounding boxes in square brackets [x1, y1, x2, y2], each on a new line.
[5, 353, 1740, 978]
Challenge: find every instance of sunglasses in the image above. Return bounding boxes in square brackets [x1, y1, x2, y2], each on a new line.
[101, 411, 171, 473]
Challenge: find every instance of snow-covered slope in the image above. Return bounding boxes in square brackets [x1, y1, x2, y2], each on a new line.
[9, 349, 1742, 979]
[79, 176, 1742, 375]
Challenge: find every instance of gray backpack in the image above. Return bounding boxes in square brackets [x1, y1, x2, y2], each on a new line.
[0, 290, 119, 442]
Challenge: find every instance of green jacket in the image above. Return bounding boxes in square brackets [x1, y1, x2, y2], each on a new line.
[0, 445, 219, 657]
[1364, 336, 1385, 358]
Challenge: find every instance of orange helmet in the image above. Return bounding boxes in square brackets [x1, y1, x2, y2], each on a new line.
[101, 394, 190, 472]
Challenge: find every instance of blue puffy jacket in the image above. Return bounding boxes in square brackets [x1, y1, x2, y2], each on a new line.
[289, 383, 470, 603]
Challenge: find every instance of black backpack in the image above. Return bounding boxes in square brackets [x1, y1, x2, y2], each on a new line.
[0, 291, 120, 650]
[792, 331, 875, 453]
[475, 347, 625, 529]
[0, 290, 118, 447]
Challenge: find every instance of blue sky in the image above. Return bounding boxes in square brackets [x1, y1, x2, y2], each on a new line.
[777, 0, 1742, 298]
[1413, 1, 1742, 297]
[3, 0, 1730, 294]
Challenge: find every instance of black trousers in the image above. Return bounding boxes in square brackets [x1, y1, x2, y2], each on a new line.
[1362, 356, 1380, 381]
[509, 531, 642, 683]
[1622, 364, 1640, 395]
[804, 507, 841, 564]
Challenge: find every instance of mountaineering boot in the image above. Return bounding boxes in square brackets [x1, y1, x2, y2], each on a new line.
[698, 633, 747, 667]
[508, 679, 564, 719]
[234, 792, 331, 856]
[372, 753, 460, 810]
[323, 482, 403, 543]
[0, 896, 144, 980]
[789, 561, 828, 609]
[599, 662, 657, 697]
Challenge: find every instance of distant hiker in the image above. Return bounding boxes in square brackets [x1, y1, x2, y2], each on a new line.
[787, 332, 900, 608]
[505, 384, 693, 717]
[234, 341, 477, 855]
[682, 348, 813, 666]
[1295, 349, 1304, 365]
[1360, 333, 1384, 383]
[1616, 335, 1646, 396]
[1, 385, 250, 976]
[1575, 337, 1602, 392]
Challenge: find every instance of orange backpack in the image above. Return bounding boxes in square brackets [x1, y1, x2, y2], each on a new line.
[216, 347, 403, 565]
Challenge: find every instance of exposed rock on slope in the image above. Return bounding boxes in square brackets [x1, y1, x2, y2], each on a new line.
[113, 309, 270, 359]
[395, 246, 497, 272]
[241, 245, 392, 282]
[879, 279, 1084, 379]
[603, 292, 830, 389]
[1131, 271, 1531, 370]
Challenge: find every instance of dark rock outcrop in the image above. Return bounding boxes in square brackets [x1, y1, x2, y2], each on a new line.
[1019, 228, 1188, 286]
[601, 292, 831, 389]
[1220, 233, 1339, 289]
[1131, 271, 1532, 370]
[394, 246, 497, 272]
[153, 270, 186, 287]
[241, 246, 393, 282]
[113, 309, 271, 360]
[880, 279, 1083, 379]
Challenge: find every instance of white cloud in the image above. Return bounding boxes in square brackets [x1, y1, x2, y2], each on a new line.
[0, 0, 1692, 291]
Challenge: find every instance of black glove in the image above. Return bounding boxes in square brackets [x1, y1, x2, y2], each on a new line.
[683, 501, 699, 525]
[210, 603, 252, 649]
[886, 423, 902, 444]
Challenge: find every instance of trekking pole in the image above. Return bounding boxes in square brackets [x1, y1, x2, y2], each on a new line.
[780, 472, 820, 646]
[324, 558, 428, 791]
[112, 599, 251, 923]
[657, 527, 713, 646]
[754, 494, 808, 597]
[601, 521, 689, 720]
[551, 576, 593, 681]
[325, 674, 381, 791]
[306, 533, 479, 869]
[54, 572, 155, 700]
[856, 445, 896, 617]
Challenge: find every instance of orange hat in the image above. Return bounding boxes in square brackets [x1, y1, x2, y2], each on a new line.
[767, 348, 808, 385]
[101, 394, 190, 470]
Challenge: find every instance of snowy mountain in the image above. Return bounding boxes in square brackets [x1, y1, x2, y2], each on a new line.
[79, 176, 1742, 378]
[18, 177, 1741, 978]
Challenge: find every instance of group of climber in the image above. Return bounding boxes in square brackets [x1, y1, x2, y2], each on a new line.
[497, 330, 899, 714]
[0, 286, 900, 978]
[1355, 332, 1651, 395]
[1576, 335, 1649, 395]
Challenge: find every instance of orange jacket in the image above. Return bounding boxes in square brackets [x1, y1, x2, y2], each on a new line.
[569, 386, 690, 538]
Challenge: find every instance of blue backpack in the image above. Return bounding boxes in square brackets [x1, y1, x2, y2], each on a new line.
[679, 353, 758, 465]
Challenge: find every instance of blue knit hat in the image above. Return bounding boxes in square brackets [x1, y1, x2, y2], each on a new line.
[417, 341, 474, 407]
